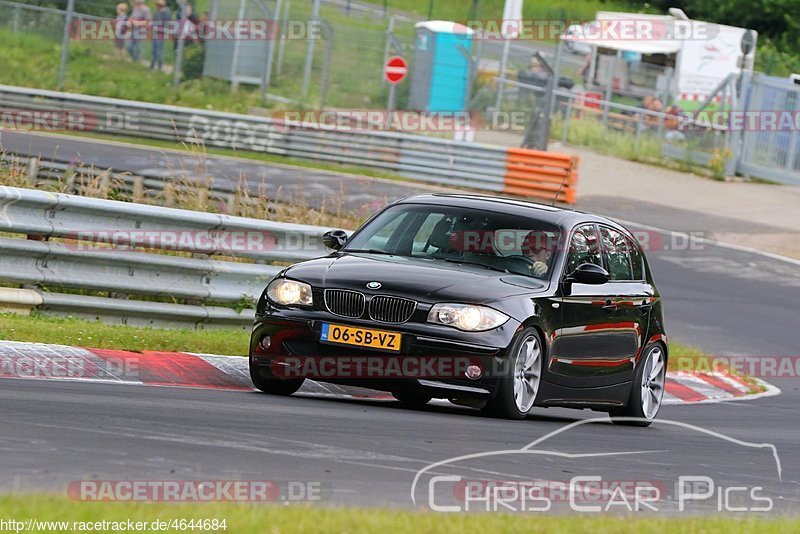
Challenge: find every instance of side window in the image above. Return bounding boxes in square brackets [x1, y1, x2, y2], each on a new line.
[629, 237, 645, 280]
[600, 226, 634, 281]
[566, 224, 602, 274]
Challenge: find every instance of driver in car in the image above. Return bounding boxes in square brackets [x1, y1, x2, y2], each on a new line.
[521, 230, 553, 277]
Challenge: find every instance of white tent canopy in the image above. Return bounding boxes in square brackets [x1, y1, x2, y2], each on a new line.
[562, 11, 684, 55]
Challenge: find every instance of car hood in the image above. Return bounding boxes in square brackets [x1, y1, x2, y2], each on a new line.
[283, 253, 550, 304]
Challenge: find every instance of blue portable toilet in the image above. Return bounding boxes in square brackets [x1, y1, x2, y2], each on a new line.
[409, 21, 474, 112]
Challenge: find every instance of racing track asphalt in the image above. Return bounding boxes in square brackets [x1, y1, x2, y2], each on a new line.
[0, 130, 799, 513]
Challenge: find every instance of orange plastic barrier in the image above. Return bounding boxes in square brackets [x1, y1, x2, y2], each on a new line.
[503, 148, 579, 204]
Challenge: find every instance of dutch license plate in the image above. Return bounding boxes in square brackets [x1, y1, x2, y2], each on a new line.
[320, 323, 401, 352]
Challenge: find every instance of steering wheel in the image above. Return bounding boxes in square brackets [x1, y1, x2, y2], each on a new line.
[504, 255, 537, 275]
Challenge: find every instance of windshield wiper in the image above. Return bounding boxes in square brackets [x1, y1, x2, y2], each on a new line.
[344, 249, 405, 256]
[440, 257, 510, 274]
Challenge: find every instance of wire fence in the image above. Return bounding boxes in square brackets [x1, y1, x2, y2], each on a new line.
[4, 1, 790, 183]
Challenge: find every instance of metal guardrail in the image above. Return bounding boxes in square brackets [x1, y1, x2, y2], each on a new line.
[0, 152, 247, 209]
[0, 186, 336, 328]
[0, 84, 579, 203]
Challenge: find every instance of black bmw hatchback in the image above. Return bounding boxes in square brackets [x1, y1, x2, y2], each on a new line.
[249, 194, 668, 424]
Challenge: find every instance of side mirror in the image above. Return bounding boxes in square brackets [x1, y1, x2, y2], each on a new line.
[322, 229, 348, 251]
[566, 263, 609, 285]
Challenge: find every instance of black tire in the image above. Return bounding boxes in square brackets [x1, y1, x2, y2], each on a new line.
[249, 361, 304, 396]
[483, 327, 543, 420]
[391, 391, 432, 408]
[610, 343, 667, 427]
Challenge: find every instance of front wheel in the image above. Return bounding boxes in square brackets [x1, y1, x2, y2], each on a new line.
[484, 327, 543, 420]
[250, 362, 304, 396]
[610, 344, 666, 427]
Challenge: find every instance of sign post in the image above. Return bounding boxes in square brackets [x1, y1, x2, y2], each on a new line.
[384, 56, 408, 112]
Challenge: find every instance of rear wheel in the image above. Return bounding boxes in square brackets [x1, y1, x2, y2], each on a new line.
[484, 327, 543, 420]
[250, 362, 304, 396]
[392, 391, 432, 407]
[610, 344, 666, 427]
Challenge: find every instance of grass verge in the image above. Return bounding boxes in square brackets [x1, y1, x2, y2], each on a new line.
[0, 495, 797, 533]
[0, 312, 249, 356]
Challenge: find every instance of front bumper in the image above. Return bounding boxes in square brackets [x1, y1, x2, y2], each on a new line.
[249, 310, 521, 398]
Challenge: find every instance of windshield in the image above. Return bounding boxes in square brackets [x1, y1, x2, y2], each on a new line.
[343, 204, 562, 279]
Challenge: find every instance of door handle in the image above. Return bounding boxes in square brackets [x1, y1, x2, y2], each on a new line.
[602, 299, 617, 312]
[639, 300, 653, 313]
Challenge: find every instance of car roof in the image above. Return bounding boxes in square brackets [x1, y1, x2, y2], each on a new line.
[393, 193, 626, 232]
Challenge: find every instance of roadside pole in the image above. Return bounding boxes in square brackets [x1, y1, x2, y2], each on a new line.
[173, 14, 186, 89]
[57, 0, 75, 90]
[301, 0, 322, 98]
[494, 38, 510, 111]
[494, 0, 523, 112]
[276, 0, 291, 75]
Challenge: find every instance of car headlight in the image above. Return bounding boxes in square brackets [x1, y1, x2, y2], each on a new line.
[266, 278, 313, 307]
[427, 303, 509, 331]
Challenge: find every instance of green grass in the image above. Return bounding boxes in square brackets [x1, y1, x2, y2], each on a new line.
[365, 0, 635, 27]
[0, 495, 798, 533]
[0, 312, 249, 355]
[550, 113, 664, 163]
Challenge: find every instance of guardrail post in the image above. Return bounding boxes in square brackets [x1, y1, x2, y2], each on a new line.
[132, 176, 145, 202]
[164, 183, 176, 207]
[64, 167, 76, 194]
[98, 170, 111, 197]
[197, 187, 209, 210]
[26, 157, 39, 185]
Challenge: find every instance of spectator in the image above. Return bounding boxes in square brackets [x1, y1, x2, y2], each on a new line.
[643, 96, 663, 128]
[665, 104, 686, 141]
[517, 56, 548, 106]
[175, 4, 201, 48]
[113, 3, 129, 60]
[175, 0, 189, 21]
[151, 0, 171, 71]
[127, 0, 152, 63]
[577, 53, 592, 86]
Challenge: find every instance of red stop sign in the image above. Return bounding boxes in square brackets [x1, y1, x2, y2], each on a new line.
[384, 56, 408, 84]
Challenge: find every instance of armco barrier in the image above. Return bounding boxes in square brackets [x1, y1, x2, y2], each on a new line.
[0, 186, 336, 328]
[0, 84, 579, 203]
[503, 148, 579, 203]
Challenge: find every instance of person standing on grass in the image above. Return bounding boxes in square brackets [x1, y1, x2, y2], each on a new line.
[127, 0, 151, 63]
[151, 0, 171, 71]
[113, 3, 129, 59]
